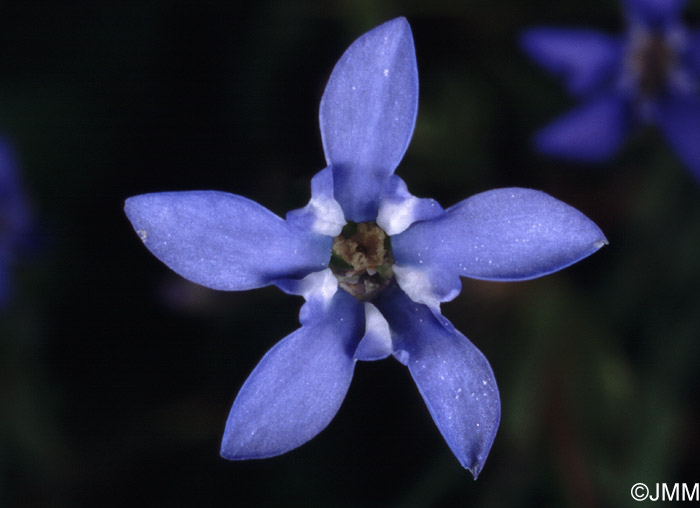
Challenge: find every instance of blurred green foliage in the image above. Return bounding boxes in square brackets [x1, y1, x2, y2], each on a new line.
[1, 1, 698, 507]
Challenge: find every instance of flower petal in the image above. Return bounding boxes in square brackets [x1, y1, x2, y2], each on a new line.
[0, 267, 8, 306]
[354, 302, 393, 361]
[124, 191, 331, 291]
[0, 138, 30, 243]
[320, 17, 419, 222]
[375, 285, 500, 477]
[0, 137, 30, 307]
[534, 94, 630, 162]
[656, 93, 700, 182]
[220, 290, 363, 460]
[286, 167, 346, 237]
[273, 268, 340, 325]
[623, 0, 687, 27]
[376, 175, 444, 236]
[392, 188, 607, 305]
[688, 29, 700, 76]
[391, 263, 459, 310]
[520, 28, 622, 96]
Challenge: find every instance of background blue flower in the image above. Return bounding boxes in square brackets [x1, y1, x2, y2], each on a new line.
[0, 136, 31, 307]
[521, 0, 700, 181]
[1, 2, 699, 507]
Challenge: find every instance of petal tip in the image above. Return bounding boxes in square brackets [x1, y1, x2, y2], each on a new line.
[123, 195, 148, 237]
[220, 436, 259, 461]
[219, 444, 237, 461]
[123, 194, 138, 216]
[468, 463, 482, 480]
[378, 16, 411, 35]
[123, 193, 155, 227]
[518, 27, 542, 52]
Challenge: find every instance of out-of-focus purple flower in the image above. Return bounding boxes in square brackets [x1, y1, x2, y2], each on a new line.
[0, 136, 30, 307]
[521, 0, 700, 180]
[125, 18, 607, 476]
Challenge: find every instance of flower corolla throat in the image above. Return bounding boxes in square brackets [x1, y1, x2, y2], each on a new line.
[625, 25, 680, 99]
[330, 221, 394, 301]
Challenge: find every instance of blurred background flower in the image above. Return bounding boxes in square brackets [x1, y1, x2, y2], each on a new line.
[0, 136, 31, 306]
[521, 0, 700, 180]
[1, 1, 699, 507]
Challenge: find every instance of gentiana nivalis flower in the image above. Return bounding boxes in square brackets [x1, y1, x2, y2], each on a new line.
[521, 0, 700, 181]
[0, 136, 30, 307]
[125, 18, 607, 477]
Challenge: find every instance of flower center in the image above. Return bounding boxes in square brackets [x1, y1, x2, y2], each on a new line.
[627, 32, 676, 97]
[330, 222, 394, 301]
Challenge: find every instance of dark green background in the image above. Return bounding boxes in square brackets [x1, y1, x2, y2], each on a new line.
[2, 1, 699, 507]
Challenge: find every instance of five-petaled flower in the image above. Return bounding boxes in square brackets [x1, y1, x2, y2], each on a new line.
[125, 18, 607, 477]
[521, 0, 700, 181]
[0, 136, 30, 307]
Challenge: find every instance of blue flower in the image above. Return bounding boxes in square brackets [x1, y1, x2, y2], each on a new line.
[125, 18, 606, 476]
[0, 136, 30, 307]
[521, 0, 700, 180]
